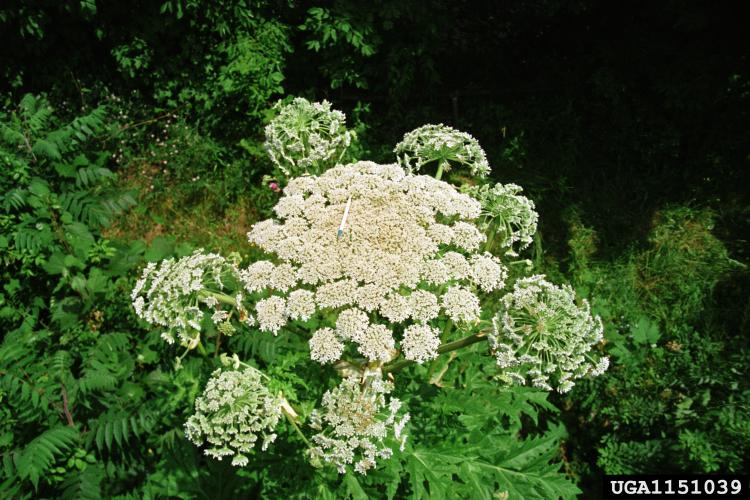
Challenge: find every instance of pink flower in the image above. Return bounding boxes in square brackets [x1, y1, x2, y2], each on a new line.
[269, 182, 280, 192]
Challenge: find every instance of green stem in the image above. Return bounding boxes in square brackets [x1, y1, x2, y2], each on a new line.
[436, 331, 486, 354]
[509, 259, 532, 266]
[383, 331, 488, 374]
[435, 162, 445, 180]
[195, 341, 208, 357]
[198, 289, 237, 307]
[281, 403, 310, 446]
[483, 226, 496, 253]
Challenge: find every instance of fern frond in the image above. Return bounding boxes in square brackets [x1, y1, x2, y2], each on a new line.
[15, 426, 79, 490]
[0, 121, 26, 148]
[94, 190, 136, 226]
[1, 371, 52, 416]
[60, 188, 134, 227]
[60, 190, 93, 222]
[79, 333, 134, 395]
[68, 106, 107, 139]
[75, 165, 114, 189]
[0, 334, 55, 415]
[44, 128, 75, 157]
[2, 188, 29, 211]
[228, 328, 287, 362]
[89, 409, 153, 452]
[78, 370, 119, 394]
[19, 94, 53, 136]
[31, 138, 61, 160]
[0, 337, 32, 364]
[58, 105, 107, 153]
[101, 190, 136, 214]
[51, 350, 74, 375]
[13, 224, 54, 254]
[98, 332, 131, 351]
[27, 176, 50, 198]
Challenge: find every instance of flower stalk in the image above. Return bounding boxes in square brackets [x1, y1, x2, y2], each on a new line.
[383, 331, 488, 374]
[198, 289, 237, 307]
[280, 398, 310, 446]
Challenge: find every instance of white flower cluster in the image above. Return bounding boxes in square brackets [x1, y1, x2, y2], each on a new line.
[264, 97, 353, 177]
[131, 250, 243, 346]
[132, 103, 612, 477]
[309, 374, 409, 474]
[394, 124, 491, 178]
[488, 275, 608, 393]
[467, 182, 539, 254]
[401, 324, 441, 364]
[184, 368, 282, 467]
[245, 161, 508, 365]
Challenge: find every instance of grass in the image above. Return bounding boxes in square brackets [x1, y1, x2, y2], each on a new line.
[105, 160, 264, 256]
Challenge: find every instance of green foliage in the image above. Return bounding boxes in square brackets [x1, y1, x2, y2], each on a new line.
[112, 37, 153, 80]
[105, 102, 270, 245]
[635, 207, 741, 325]
[595, 438, 663, 475]
[300, 6, 379, 89]
[0, 95, 132, 279]
[399, 430, 578, 500]
[215, 19, 290, 117]
[146, 1, 292, 130]
[244, 365, 580, 499]
[0, 95, 193, 497]
[560, 206, 749, 483]
[387, 353, 580, 499]
[13, 427, 80, 489]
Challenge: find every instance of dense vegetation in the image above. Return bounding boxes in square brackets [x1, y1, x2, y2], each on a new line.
[2, 1, 748, 498]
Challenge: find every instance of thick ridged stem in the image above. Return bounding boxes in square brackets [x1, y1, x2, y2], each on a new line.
[382, 332, 487, 374]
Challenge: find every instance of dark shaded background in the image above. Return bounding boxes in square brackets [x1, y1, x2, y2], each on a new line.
[4, 1, 747, 254]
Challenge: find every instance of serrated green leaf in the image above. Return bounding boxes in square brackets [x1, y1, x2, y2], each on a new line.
[631, 317, 660, 344]
[342, 470, 368, 500]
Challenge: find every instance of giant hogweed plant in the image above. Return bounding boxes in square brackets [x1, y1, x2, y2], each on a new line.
[133, 99, 608, 494]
